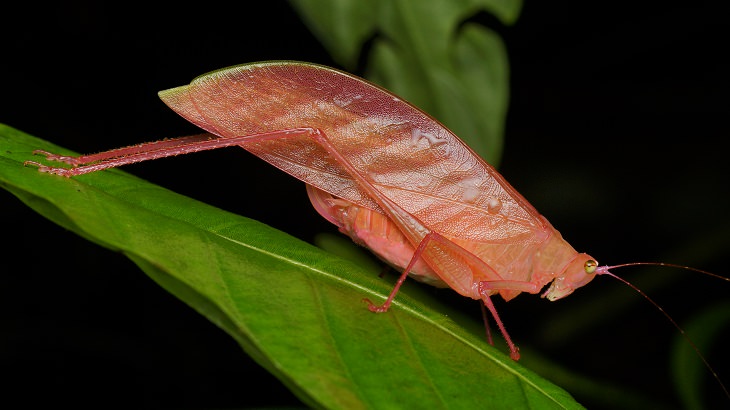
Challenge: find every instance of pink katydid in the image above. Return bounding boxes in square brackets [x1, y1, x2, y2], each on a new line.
[25, 61, 729, 396]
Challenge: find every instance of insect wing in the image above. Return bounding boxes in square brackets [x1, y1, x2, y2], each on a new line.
[159, 62, 547, 246]
[159, 63, 383, 212]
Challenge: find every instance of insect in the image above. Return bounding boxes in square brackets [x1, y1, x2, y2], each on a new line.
[24, 62, 728, 394]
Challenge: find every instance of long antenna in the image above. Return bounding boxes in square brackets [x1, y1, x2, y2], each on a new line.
[595, 263, 730, 401]
[605, 261, 730, 282]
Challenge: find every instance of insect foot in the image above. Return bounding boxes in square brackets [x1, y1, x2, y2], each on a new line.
[23, 159, 72, 177]
[31, 149, 79, 165]
[362, 298, 390, 313]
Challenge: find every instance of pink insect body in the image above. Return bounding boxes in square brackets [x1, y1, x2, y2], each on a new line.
[26, 61, 606, 360]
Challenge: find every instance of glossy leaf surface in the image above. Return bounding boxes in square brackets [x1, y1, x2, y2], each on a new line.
[0, 124, 582, 409]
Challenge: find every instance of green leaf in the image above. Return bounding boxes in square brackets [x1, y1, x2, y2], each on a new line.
[671, 302, 730, 410]
[289, 0, 521, 166]
[0, 123, 583, 408]
[288, 0, 378, 67]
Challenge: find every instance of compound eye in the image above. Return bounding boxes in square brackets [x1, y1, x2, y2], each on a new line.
[584, 259, 598, 274]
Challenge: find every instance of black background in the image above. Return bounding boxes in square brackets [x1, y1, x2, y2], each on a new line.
[2, 1, 728, 408]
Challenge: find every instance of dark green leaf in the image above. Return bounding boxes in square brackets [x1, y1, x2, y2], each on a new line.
[671, 302, 730, 410]
[0, 123, 583, 408]
[289, 0, 521, 165]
